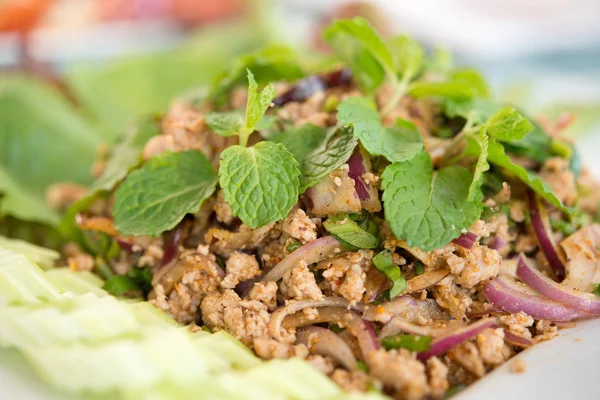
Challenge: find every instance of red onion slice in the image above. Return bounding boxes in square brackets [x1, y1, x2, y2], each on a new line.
[161, 226, 182, 266]
[483, 275, 591, 321]
[363, 297, 450, 323]
[269, 297, 355, 341]
[452, 232, 479, 249]
[379, 316, 452, 339]
[346, 147, 381, 212]
[344, 311, 381, 360]
[529, 191, 566, 280]
[282, 306, 347, 329]
[297, 326, 358, 370]
[503, 329, 533, 348]
[488, 235, 507, 251]
[516, 255, 600, 315]
[417, 318, 496, 361]
[262, 236, 343, 282]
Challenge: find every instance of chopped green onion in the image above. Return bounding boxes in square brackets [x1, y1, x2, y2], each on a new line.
[323, 217, 379, 250]
[102, 275, 141, 297]
[414, 262, 425, 276]
[550, 139, 572, 159]
[592, 284, 600, 297]
[550, 218, 576, 236]
[372, 250, 407, 298]
[445, 384, 467, 398]
[94, 256, 114, 280]
[129, 266, 153, 294]
[355, 361, 368, 372]
[286, 240, 302, 253]
[381, 334, 432, 352]
[323, 95, 340, 113]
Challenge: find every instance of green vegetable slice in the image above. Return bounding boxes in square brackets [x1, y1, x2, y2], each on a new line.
[372, 250, 407, 298]
[381, 334, 432, 351]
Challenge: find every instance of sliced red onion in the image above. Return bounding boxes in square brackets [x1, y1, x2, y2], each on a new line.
[343, 311, 381, 359]
[417, 318, 496, 361]
[488, 235, 507, 251]
[452, 232, 479, 249]
[262, 236, 343, 282]
[364, 268, 390, 302]
[117, 238, 135, 252]
[503, 329, 533, 348]
[269, 297, 354, 341]
[529, 191, 566, 280]
[406, 268, 450, 293]
[483, 275, 591, 321]
[516, 255, 600, 315]
[363, 297, 450, 323]
[235, 278, 258, 298]
[161, 226, 182, 266]
[379, 316, 451, 339]
[297, 326, 357, 370]
[347, 147, 381, 212]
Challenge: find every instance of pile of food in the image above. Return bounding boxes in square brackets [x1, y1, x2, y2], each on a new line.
[51, 17, 600, 400]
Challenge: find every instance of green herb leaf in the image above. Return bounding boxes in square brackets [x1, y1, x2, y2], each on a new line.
[444, 98, 501, 125]
[381, 151, 483, 251]
[388, 35, 424, 82]
[271, 123, 327, 166]
[414, 262, 425, 276]
[337, 97, 423, 163]
[487, 140, 572, 214]
[592, 284, 600, 297]
[210, 44, 304, 102]
[102, 275, 141, 297]
[445, 384, 467, 399]
[372, 250, 407, 298]
[324, 17, 393, 93]
[89, 117, 160, 194]
[486, 107, 534, 142]
[451, 68, 489, 98]
[113, 150, 218, 236]
[355, 361, 368, 372]
[219, 142, 300, 228]
[381, 334, 432, 352]
[299, 126, 358, 193]
[468, 126, 490, 201]
[242, 70, 276, 145]
[323, 217, 379, 250]
[503, 119, 552, 163]
[205, 111, 243, 137]
[286, 240, 302, 253]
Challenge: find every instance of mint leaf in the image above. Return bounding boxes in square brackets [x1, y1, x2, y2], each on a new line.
[486, 107, 534, 142]
[468, 127, 490, 201]
[299, 126, 358, 193]
[323, 217, 379, 250]
[408, 81, 479, 99]
[210, 44, 304, 102]
[445, 98, 501, 124]
[219, 141, 300, 228]
[337, 97, 423, 163]
[89, 117, 159, 194]
[487, 140, 571, 214]
[372, 250, 407, 298]
[243, 70, 276, 141]
[503, 119, 552, 163]
[381, 334, 432, 352]
[113, 150, 218, 236]
[324, 17, 395, 79]
[205, 111, 243, 137]
[451, 68, 489, 98]
[381, 151, 483, 251]
[388, 35, 424, 82]
[103, 275, 141, 297]
[271, 124, 327, 166]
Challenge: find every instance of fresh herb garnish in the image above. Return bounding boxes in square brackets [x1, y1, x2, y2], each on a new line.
[381, 151, 483, 251]
[468, 126, 490, 201]
[485, 107, 534, 142]
[372, 250, 407, 298]
[271, 123, 328, 167]
[323, 216, 379, 250]
[381, 334, 432, 352]
[337, 96, 423, 163]
[414, 262, 425, 276]
[219, 70, 301, 228]
[285, 240, 302, 253]
[445, 384, 467, 398]
[592, 284, 600, 297]
[113, 150, 218, 236]
[355, 360, 368, 372]
[102, 276, 141, 297]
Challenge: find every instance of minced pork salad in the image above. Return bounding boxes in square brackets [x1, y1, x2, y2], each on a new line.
[49, 18, 600, 400]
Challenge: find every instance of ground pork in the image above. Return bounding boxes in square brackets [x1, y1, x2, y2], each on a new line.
[534, 320, 558, 342]
[306, 355, 335, 375]
[67, 253, 94, 272]
[282, 208, 318, 244]
[427, 357, 449, 399]
[280, 260, 323, 301]
[499, 312, 534, 340]
[539, 157, 577, 207]
[476, 328, 507, 367]
[367, 349, 429, 400]
[319, 250, 371, 303]
[447, 341, 485, 378]
[221, 251, 261, 289]
[213, 189, 235, 225]
[509, 200, 527, 223]
[432, 276, 473, 322]
[278, 91, 333, 127]
[483, 214, 515, 257]
[248, 281, 278, 311]
[331, 369, 371, 392]
[446, 244, 501, 289]
[338, 263, 367, 306]
[578, 168, 600, 215]
[205, 222, 277, 258]
[149, 252, 223, 324]
[200, 289, 271, 346]
[253, 337, 309, 360]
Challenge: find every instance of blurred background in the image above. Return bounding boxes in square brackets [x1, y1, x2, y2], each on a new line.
[0, 0, 599, 245]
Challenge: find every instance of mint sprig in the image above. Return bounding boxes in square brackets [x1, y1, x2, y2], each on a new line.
[113, 150, 218, 236]
[381, 151, 483, 251]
